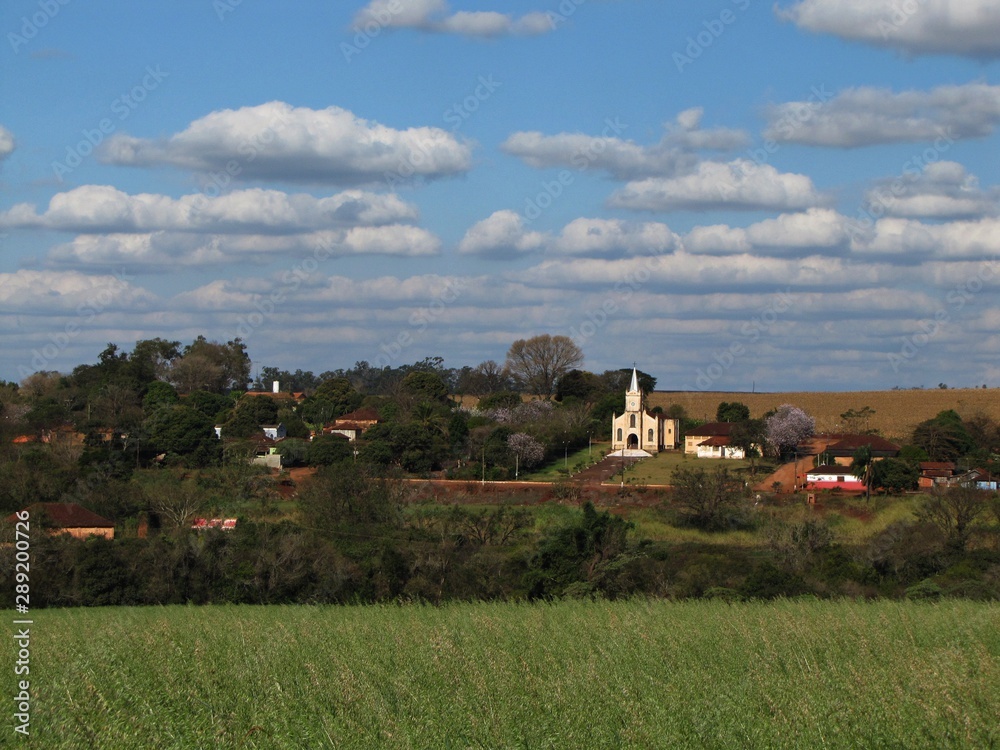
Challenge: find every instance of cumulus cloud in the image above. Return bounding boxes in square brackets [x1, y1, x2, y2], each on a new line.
[862, 161, 1000, 219]
[685, 209, 851, 255]
[458, 213, 681, 259]
[458, 210, 548, 258]
[0, 269, 156, 313]
[45, 225, 441, 269]
[501, 109, 747, 180]
[353, 0, 553, 37]
[609, 160, 825, 212]
[0, 185, 421, 234]
[765, 83, 1000, 147]
[99, 101, 473, 186]
[858, 217, 1000, 260]
[519, 252, 889, 293]
[0, 126, 14, 161]
[551, 218, 681, 257]
[777, 0, 1000, 58]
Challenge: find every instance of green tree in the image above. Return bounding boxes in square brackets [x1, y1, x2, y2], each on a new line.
[298, 461, 405, 527]
[850, 445, 874, 501]
[730, 419, 766, 475]
[146, 405, 220, 465]
[402, 370, 450, 404]
[142, 381, 179, 413]
[555, 369, 604, 403]
[169, 336, 251, 394]
[523, 502, 635, 599]
[911, 410, 974, 462]
[870, 458, 919, 494]
[716, 401, 750, 423]
[670, 466, 749, 531]
[306, 435, 354, 466]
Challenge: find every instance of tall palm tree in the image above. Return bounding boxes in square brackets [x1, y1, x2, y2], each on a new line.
[850, 444, 873, 501]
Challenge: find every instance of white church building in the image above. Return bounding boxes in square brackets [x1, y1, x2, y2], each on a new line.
[610, 368, 679, 456]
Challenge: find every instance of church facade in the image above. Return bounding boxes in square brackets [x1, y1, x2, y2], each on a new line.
[610, 368, 680, 454]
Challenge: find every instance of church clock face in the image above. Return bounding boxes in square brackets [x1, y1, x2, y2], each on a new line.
[629, 400, 636, 409]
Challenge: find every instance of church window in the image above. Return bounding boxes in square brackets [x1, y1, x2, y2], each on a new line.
[617, 428, 622, 441]
[629, 414, 636, 428]
[648, 428, 654, 443]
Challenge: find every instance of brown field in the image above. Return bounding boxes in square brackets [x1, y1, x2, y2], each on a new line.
[454, 387, 1000, 442]
[650, 388, 1000, 441]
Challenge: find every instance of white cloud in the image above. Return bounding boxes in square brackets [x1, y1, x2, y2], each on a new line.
[501, 110, 747, 180]
[0, 269, 156, 313]
[353, 0, 554, 37]
[609, 160, 825, 212]
[458, 214, 681, 259]
[458, 210, 548, 258]
[0, 126, 14, 161]
[45, 226, 441, 268]
[519, 252, 883, 292]
[765, 83, 1000, 147]
[99, 101, 473, 186]
[551, 218, 680, 257]
[862, 161, 1000, 219]
[684, 209, 851, 255]
[778, 0, 1000, 58]
[0, 185, 420, 234]
[859, 217, 1000, 260]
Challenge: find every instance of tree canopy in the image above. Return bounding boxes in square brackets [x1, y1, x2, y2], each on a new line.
[505, 335, 584, 399]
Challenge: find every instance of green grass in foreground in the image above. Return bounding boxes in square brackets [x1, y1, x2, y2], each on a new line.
[6, 599, 998, 749]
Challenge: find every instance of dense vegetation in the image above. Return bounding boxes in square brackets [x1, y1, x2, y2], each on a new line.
[1, 339, 999, 607]
[8, 599, 998, 748]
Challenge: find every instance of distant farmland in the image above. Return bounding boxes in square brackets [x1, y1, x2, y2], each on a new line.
[650, 388, 1000, 441]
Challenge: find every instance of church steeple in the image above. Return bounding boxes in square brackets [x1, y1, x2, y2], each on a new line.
[626, 366, 642, 413]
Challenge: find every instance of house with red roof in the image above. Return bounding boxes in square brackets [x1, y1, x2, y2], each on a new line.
[8, 503, 115, 539]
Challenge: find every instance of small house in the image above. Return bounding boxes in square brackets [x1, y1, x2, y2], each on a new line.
[9, 503, 115, 539]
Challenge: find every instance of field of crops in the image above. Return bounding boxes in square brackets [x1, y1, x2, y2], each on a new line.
[650, 387, 1000, 440]
[8, 599, 998, 748]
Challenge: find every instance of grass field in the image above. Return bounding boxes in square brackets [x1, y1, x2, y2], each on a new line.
[8, 599, 998, 748]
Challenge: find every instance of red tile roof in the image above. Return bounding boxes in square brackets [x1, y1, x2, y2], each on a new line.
[8, 503, 114, 528]
[823, 435, 900, 454]
[698, 435, 732, 447]
[686, 422, 734, 437]
[336, 408, 380, 423]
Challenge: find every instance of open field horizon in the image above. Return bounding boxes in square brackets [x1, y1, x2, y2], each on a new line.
[460, 387, 1000, 442]
[651, 387, 1000, 441]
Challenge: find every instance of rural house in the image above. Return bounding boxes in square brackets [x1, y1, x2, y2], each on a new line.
[325, 408, 381, 442]
[9, 503, 115, 539]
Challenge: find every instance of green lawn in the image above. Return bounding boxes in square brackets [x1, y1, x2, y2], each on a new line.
[614, 450, 770, 486]
[10, 599, 999, 748]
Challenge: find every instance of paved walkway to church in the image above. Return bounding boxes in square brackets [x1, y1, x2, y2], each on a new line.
[571, 454, 645, 484]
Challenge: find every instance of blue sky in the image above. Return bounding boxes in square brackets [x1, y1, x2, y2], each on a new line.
[2, 0, 1000, 391]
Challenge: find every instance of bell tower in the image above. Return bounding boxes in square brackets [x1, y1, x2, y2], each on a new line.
[625, 365, 642, 414]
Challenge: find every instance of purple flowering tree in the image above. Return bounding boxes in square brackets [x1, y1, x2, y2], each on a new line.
[507, 432, 545, 477]
[765, 404, 815, 459]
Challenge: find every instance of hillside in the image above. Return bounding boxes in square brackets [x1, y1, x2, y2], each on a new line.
[648, 387, 1000, 441]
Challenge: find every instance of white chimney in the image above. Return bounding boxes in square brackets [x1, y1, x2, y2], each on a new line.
[272, 380, 280, 393]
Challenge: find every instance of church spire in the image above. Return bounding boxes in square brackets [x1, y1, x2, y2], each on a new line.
[628, 365, 639, 394]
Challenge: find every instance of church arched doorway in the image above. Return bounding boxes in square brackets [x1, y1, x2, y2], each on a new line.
[627, 433, 639, 449]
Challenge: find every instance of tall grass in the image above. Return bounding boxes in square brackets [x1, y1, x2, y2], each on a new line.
[8, 599, 998, 748]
